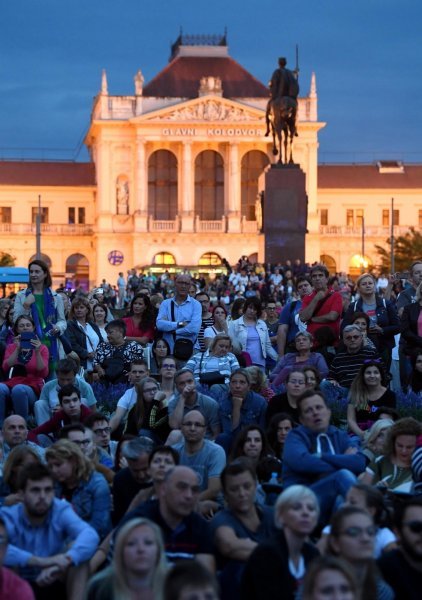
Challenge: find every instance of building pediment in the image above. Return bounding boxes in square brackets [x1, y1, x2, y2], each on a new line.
[133, 96, 265, 123]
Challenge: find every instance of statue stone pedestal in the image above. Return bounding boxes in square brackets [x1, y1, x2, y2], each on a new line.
[263, 164, 307, 264]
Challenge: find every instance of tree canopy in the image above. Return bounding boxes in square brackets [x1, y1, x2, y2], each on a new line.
[0, 252, 15, 267]
[375, 227, 422, 273]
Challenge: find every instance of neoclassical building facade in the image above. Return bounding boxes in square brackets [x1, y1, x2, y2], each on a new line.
[0, 34, 421, 288]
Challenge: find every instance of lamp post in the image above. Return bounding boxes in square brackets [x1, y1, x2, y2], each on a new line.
[361, 215, 365, 274]
[390, 197, 395, 273]
[36, 194, 41, 259]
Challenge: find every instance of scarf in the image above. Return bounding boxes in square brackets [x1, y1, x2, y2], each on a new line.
[26, 286, 59, 364]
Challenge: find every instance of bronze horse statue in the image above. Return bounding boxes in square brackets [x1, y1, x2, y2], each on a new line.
[269, 96, 297, 165]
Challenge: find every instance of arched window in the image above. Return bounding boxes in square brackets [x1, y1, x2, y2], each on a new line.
[349, 254, 373, 278]
[198, 252, 222, 266]
[65, 253, 89, 291]
[194, 151, 224, 220]
[148, 150, 178, 220]
[320, 254, 337, 275]
[241, 151, 269, 220]
[29, 253, 52, 268]
[153, 252, 176, 266]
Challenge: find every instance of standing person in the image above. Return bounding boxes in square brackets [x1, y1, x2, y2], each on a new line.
[66, 297, 102, 371]
[400, 281, 422, 357]
[86, 517, 168, 600]
[122, 293, 156, 346]
[264, 301, 280, 370]
[228, 297, 278, 369]
[342, 273, 399, 366]
[396, 261, 422, 316]
[277, 276, 313, 356]
[241, 485, 319, 599]
[195, 292, 214, 352]
[0, 316, 49, 424]
[377, 496, 422, 600]
[299, 264, 342, 346]
[156, 274, 202, 358]
[14, 259, 67, 376]
[116, 272, 126, 309]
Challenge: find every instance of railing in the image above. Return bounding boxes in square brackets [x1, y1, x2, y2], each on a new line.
[0, 223, 93, 234]
[149, 219, 178, 232]
[319, 225, 410, 236]
[196, 216, 225, 232]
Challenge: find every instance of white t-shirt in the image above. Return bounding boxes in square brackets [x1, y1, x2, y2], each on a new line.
[116, 387, 137, 411]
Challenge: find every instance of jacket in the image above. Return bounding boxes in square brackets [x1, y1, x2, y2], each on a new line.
[342, 296, 400, 350]
[66, 319, 102, 367]
[400, 302, 422, 354]
[228, 316, 278, 361]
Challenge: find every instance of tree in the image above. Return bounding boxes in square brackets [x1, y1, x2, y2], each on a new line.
[0, 252, 15, 267]
[374, 227, 422, 273]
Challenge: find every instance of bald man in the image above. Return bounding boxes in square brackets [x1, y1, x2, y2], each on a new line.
[1, 415, 45, 465]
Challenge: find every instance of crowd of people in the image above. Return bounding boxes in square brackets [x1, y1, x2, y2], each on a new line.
[0, 256, 421, 599]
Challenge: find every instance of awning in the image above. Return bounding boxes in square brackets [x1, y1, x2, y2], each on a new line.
[0, 267, 29, 284]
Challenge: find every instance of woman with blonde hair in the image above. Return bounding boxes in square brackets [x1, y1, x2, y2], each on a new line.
[241, 485, 319, 599]
[87, 517, 168, 600]
[46, 439, 111, 538]
[361, 418, 394, 463]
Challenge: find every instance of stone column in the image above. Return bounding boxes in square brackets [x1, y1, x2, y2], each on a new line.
[134, 137, 148, 232]
[95, 140, 113, 230]
[181, 141, 195, 232]
[227, 142, 241, 232]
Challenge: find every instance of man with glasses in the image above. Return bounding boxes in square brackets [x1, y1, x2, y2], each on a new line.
[156, 274, 202, 356]
[378, 496, 422, 599]
[264, 302, 279, 369]
[277, 276, 313, 356]
[172, 410, 226, 517]
[299, 265, 343, 346]
[195, 292, 214, 352]
[84, 412, 117, 465]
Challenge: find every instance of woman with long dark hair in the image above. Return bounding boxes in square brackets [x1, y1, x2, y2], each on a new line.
[14, 259, 67, 374]
[230, 424, 274, 468]
[124, 377, 170, 443]
[122, 293, 156, 345]
[266, 412, 295, 460]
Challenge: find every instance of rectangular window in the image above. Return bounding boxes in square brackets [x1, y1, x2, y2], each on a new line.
[382, 209, 389, 226]
[393, 209, 399, 226]
[346, 209, 354, 227]
[68, 207, 75, 224]
[32, 207, 49, 224]
[419, 210, 422, 228]
[320, 209, 328, 226]
[0, 207, 12, 223]
[356, 209, 364, 227]
[78, 207, 85, 224]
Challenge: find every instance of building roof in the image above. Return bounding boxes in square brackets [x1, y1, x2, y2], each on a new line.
[0, 161, 96, 187]
[318, 164, 422, 189]
[143, 55, 269, 99]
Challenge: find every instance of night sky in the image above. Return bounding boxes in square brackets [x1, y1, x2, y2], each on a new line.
[1, 0, 420, 162]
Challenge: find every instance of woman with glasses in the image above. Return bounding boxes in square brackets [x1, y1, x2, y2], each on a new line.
[124, 377, 170, 443]
[270, 331, 329, 389]
[326, 506, 393, 600]
[159, 356, 177, 402]
[347, 361, 396, 440]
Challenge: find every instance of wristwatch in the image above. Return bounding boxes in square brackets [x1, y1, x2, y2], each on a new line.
[177, 321, 183, 328]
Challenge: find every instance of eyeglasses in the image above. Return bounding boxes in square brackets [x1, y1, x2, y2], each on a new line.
[93, 427, 111, 435]
[72, 439, 91, 447]
[403, 521, 422, 534]
[339, 526, 377, 538]
[344, 335, 361, 340]
[143, 388, 159, 394]
[182, 421, 206, 428]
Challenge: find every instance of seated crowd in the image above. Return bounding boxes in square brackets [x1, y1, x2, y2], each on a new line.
[0, 258, 421, 599]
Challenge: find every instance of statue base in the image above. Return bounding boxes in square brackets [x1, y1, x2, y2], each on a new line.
[263, 165, 307, 264]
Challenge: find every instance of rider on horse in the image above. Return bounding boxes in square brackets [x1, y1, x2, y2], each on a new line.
[265, 57, 299, 137]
